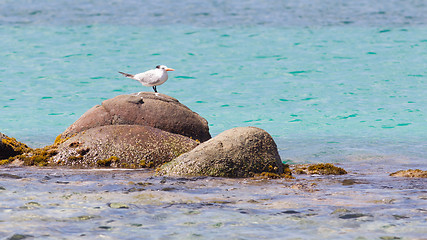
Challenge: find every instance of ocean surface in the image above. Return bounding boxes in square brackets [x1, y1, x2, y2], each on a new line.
[1, 0, 426, 239]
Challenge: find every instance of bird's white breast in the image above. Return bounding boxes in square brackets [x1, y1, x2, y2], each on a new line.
[134, 69, 168, 87]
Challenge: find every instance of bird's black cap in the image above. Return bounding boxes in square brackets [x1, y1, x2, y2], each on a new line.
[156, 65, 161, 69]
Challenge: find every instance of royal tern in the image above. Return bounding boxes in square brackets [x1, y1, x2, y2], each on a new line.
[119, 65, 174, 93]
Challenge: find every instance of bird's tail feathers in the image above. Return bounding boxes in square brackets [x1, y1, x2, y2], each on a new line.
[118, 71, 135, 78]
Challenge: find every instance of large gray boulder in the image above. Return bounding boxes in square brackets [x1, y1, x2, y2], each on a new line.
[61, 92, 211, 142]
[52, 125, 199, 168]
[157, 127, 284, 178]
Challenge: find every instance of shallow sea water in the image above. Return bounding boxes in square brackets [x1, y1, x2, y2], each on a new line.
[1, 0, 426, 239]
[1, 165, 426, 240]
[1, 25, 426, 162]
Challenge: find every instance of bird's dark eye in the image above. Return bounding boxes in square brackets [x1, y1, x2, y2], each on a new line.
[156, 65, 161, 69]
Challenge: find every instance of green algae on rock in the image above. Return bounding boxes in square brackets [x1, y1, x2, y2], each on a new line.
[0, 132, 77, 167]
[0, 132, 60, 167]
[0, 132, 31, 161]
[96, 156, 119, 167]
[3, 144, 59, 167]
[293, 163, 347, 175]
[390, 169, 427, 178]
[157, 127, 284, 178]
[254, 164, 294, 179]
[52, 125, 199, 168]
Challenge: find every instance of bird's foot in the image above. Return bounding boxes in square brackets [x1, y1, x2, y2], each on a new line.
[131, 92, 142, 96]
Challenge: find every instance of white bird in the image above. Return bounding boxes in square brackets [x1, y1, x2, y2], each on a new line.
[119, 65, 174, 93]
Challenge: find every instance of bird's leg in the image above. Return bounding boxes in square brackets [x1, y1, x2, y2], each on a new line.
[153, 86, 157, 93]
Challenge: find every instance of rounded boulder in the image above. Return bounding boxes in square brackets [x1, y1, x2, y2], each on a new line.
[61, 92, 211, 142]
[52, 125, 199, 168]
[157, 127, 284, 178]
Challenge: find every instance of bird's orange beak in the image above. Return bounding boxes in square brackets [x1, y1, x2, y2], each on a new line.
[166, 68, 175, 71]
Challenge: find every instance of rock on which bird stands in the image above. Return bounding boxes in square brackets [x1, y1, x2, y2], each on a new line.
[52, 125, 199, 168]
[60, 92, 211, 142]
[0, 132, 30, 160]
[157, 127, 284, 178]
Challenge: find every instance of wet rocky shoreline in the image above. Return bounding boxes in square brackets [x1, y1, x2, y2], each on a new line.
[1, 92, 426, 179]
[1, 92, 289, 178]
[1, 92, 425, 239]
[1, 163, 426, 240]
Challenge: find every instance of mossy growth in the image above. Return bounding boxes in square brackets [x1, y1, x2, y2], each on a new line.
[68, 155, 83, 162]
[293, 163, 347, 175]
[282, 164, 294, 178]
[10, 146, 58, 166]
[1, 135, 71, 166]
[0, 159, 10, 165]
[139, 159, 154, 168]
[390, 169, 427, 178]
[128, 163, 138, 169]
[54, 134, 70, 145]
[188, 136, 201, 144]
[96, 156, 119, 167]
[307, 163, 347, 175]
[254, 164, 294, 179]
[120, 162, 130, 168]
[1, 137, 31, 156]
[255, 172, 294, 179]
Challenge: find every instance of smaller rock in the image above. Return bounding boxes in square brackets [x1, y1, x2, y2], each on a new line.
[0, 133, 30, 161]
[7, 234, 34, 240]
[157, 127, 284, 178]
[338, 213, 369, 219]
[293, 163, 347, 175]
[0, 173, 23, 179]
[390, 169, 427, 178]
[107, 203, 129, 209]
[0, 132, 61, 167]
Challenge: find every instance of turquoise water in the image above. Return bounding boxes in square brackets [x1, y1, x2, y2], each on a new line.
[1, 1, 427, 239]
[1, 25, 426, 164]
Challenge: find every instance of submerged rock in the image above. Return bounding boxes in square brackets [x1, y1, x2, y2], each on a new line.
[61, 92, 211, 142]
[7, 234, 34, 240]
[52, 125, 199, 168]
[293, 163, 347, 175]
[390, 169, 427, 178]
[157, 127, 284, 178]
